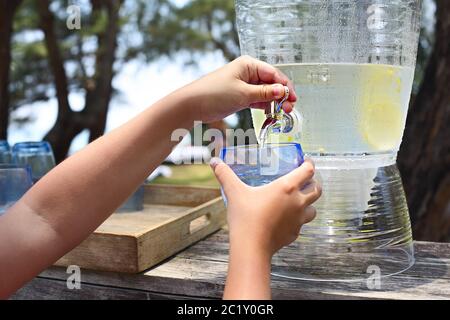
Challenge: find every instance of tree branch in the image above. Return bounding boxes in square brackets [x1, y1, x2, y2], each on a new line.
[75, 32, 90, 90]
[205, 14, 236, 62]
[37, 0, 72, 119]
[84, 0, 122, 142]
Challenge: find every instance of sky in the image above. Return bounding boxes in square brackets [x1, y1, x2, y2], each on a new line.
[7, 0, 230, 154]
[8, 51, 230, 155]
[7, 0, 435, 155]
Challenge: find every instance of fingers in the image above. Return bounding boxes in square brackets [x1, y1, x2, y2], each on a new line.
[249, 101, 272, 111]
[280, 101, 294, 113]
[300, 179, 322, 205]
[237, 55, 297, 104]
[242, 56, 286, 84]
[278, 159, 316, 191]
[244, 81, 295, 113]
[252, 59, 297, 103]
[301, 206, 317, 224]
[245, 83, 286, 104]
[249, 101, 294, 114]
[210, 158, 245, 196]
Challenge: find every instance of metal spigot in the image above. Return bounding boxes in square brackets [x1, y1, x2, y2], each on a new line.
[261, 112, 295, 134]
[260, 86, 294, 136]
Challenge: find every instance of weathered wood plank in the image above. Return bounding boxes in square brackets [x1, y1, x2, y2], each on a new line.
[38, 266, 225, 300]
[144, 184, 221, 207]
[12, 277, 156, 300]
[12, 277, 213, 300]
[25, 230, 450, 300]
[54, 185, 226, 273]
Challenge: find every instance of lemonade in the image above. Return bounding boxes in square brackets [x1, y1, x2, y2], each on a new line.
[251, 63, 415, 154]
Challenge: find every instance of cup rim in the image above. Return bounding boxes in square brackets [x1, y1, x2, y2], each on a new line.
[12, 141, 53, 153]
[221, 142, 301, 152]
[0, 164, 32, 170]
[0, 140, 10, 151]
[220, 143, 304, 166]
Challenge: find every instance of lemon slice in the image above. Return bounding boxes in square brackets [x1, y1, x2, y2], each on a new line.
[359, 65, 405, 151]
[360, 100, 404, 150]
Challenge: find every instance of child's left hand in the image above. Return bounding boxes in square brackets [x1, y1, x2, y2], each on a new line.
[182, 55, 297, 123]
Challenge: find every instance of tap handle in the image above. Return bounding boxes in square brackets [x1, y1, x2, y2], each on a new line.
[275, 86, 290, 113]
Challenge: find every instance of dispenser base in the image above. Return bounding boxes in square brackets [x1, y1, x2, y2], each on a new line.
[272, 241, 414, 282]
[273, 155, 415, 282]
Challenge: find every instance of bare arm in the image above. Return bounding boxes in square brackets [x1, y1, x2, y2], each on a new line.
[0, 88, 194, 297]
[211, 158, 321, 300]
[0, 56, 296, 298]
[226, 240, 272, 299]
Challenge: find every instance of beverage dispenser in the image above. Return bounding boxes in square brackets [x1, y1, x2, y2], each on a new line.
[235, 0, 422, 280]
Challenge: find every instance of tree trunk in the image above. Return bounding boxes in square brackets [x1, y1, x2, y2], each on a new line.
[38, 0, 122, 162]
[0, 0, 22, 140]
[85, 0, 121, 143]
[398, 0, 450, 242]
[38, 0, 82, 162]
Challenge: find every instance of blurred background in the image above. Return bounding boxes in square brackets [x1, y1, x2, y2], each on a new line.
[0, 0, 448, 242]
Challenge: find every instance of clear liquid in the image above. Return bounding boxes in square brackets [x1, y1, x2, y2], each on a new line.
[252, 63, 415, 154]
[232, 165, 288, 186]
[275, 159, 414, 281]
[235, 156, 414, 281]
[249, 63, 415, 280]
[259, 126, 270, 148]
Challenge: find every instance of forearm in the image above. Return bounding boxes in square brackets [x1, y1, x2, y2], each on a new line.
[23, 87, 197, 244]
[223, 241, 272, 300]
[0, 87, 197, 296]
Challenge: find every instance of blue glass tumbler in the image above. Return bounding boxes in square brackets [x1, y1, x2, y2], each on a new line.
[12, 141, 56, 182]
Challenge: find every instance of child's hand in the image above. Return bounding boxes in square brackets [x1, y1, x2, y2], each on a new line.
[212, 158, 321, 257]
[211, 158, 321, 299]
[184, 55, 297, 123]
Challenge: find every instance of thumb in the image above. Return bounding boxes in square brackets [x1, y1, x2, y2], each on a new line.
[210, 157, 245, 196]
[245, 83, 286, 103]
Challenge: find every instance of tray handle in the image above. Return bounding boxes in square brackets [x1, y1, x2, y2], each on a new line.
[180, 197, 225, 241]
[186, 212, 212, 237]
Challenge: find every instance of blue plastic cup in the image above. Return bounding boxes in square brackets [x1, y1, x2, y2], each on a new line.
[12, 141, 56, 182]
[116, 184, 145, 213]
[0, 140, 11, 164]
[219, 143, 304, 204]
[0, 164, 33, 215]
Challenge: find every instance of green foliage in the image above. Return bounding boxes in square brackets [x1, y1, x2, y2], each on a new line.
[138, 0, 239, 64]
[150, 164, 219, 187]
[8, 0, 435, 132]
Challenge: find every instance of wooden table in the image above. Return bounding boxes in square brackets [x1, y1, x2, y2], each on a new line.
[12, 230, 450, 300]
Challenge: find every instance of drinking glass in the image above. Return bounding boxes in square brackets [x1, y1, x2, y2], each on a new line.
[0, 164, 33, 215]
[117, 184, 145, 213]
[0, 140, 12, 164]
[219, 143, 304, 203]
[12, 141, 56, 182]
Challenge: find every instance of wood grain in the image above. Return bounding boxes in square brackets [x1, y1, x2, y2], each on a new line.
[16, 230, 450, 300]
[54, 185, 226, 273]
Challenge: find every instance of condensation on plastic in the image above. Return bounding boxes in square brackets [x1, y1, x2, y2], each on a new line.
[236, 0, 421, 67]
[235, 0, 422, 282]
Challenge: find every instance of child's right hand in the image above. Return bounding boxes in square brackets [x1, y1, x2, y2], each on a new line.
[211, 158, 321, 258]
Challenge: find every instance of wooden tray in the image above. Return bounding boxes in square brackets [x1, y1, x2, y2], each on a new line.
[55, 184, 226, 273]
